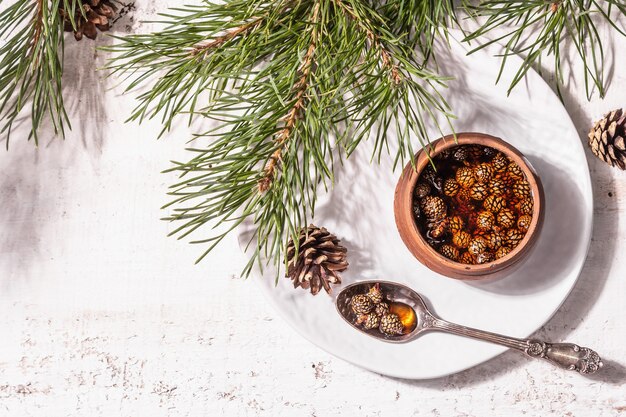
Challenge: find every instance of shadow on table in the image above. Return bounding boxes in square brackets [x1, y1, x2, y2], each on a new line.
[0, 36, 111, 285]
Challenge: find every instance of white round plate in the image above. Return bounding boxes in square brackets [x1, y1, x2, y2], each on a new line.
[238, 35, 593, 379]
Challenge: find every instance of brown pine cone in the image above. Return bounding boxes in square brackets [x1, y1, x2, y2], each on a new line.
[470, 183, 489, 201]
[414, 182, 431, 199]
[443, 178, 460, 197]
[420, 196, 447, 221]
[379, 314, 404, 335]
[448, 216, 464, 233]
[512, 180, 531, 199]
[485, 231, 504, 250]
[459, 251, 476, 265]
[476, 252, 495, 265]
[439, 244, 460, 261]
[495, 246, 512, 259]
[507, 162, 524, 180]
[59, 0, 118, 41]
[363, 313, 381, 330]
[351, 294, 374, 315]
[374, 302, 390, 317]
[491, 153, 509, 172]
[286, 225, 348, 295]
[476, 210, 495, 231]
[456, 167, 476, 189]
[516, 199, 534, 215]
[474, 163, 494, 183]
[467, 236, 488, 256]
[452, 231, 471, 249]
[497, 208, 516, 228]
[488, 178, 507, 196]
[588, 109, 626, 169]
[505, 228, 526, 248]
[484, 195, 506, 213]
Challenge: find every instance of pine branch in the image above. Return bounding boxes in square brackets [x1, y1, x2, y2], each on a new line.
[258, 3, 319, 193]
[0, 0, 73, 146]
[107, 0, 454, 278]
[464, 0, 626, 99]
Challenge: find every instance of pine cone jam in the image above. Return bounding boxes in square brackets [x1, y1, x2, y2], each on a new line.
[412, 145, 534, 265]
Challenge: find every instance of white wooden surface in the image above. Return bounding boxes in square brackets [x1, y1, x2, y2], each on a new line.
[1, 5, 626, 416]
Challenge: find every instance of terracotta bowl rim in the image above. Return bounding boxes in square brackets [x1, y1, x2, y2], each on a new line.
[394, 132, 544, 278]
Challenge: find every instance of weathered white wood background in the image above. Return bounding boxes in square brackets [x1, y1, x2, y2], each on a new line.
[1, 3, 626, 416]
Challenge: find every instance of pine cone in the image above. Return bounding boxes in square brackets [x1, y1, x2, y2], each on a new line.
[286, 225, 348, 295]
[59, 0, 118, 41]
[588, 109, 626, 169]
[379, 314, 404, 335]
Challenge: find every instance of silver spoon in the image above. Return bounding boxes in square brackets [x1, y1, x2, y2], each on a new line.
[336, 280, 602, 374]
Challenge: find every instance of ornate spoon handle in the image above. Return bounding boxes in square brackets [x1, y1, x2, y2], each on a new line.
[424, 315, 602, 374]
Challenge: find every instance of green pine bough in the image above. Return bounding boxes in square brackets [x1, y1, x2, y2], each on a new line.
[2, 0, 626, 278]
[105, 0, 457, 277]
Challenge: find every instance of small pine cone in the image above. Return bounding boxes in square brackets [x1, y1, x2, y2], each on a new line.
[422, 166, 442, 190]
[59, 0, 118, 41]
[485, 231, 504, 250]
[588, 109, 626, 169]
[513, 180, 531, 199]
[452, 146, 469, 162]
[414, 182, 431, 199]
[452, 231, 472, 249]
[488, 178, 508, 196]
[484, 146, 497, 158]
[474, 163, 494, 183]
[467, 236, 488, 256]
[449, 216, 464, 233]
[412, 202, 421, 218]
[363, 314, 381, 330]
[439, 244, 460, 261]
[420, 196, 447, 221]
[516, 198, 534, 215]
[459, 251, 476, 265]
[456, 167, 476, 188]
[429, 218, 449, 239]
[517, 214, 532, 232]
[505, 228, 526, 248]
[484, 194, 506, 213]
[492, 153, 509, 172]
[351, 294, 374, 315]
[507, 162, 524, 180]
[470, 183, 489, 201]
[467, 145, 484, 160]
[443, 178, 460, 197]
[476, 252, 495, 265]
[380, 314, 404, 335]
[374, 302, 390, 317]
[495, 246, 512, 259]
[367, 284, 384, 304]
[476, 210, 495, 231]
[495, 172, 515, 188]
[497, 208, 516, 228]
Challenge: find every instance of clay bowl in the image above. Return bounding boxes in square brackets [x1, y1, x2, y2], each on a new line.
[394, 132, 544, 280]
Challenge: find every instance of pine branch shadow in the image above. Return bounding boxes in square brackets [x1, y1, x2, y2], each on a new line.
[0, 33, 115, 287]
[60, 33, 114, 152]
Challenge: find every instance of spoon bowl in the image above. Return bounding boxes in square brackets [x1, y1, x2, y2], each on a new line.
[336, 280, 430, 343]
[336, 280, 602, 374]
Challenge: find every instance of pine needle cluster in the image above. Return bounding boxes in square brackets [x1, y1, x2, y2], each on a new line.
[106, 0, 456, 277]
[0, 0, 78, 146]
[3, 0, 626, 279]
